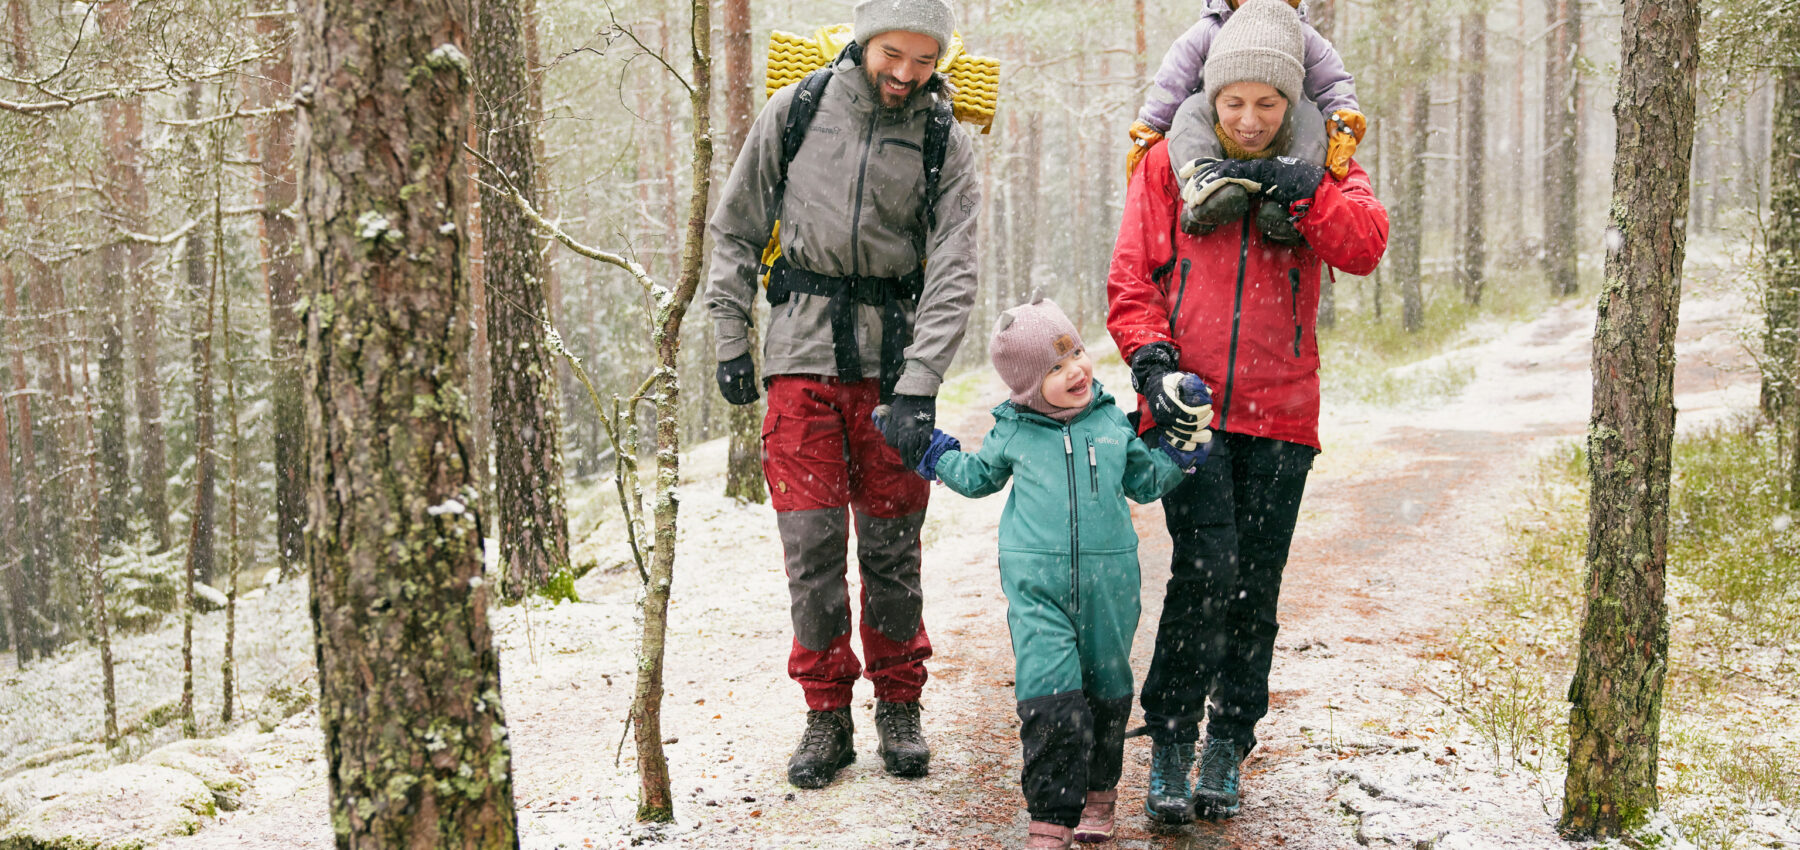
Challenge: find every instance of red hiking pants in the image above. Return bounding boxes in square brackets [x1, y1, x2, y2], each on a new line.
[763, 376, 932, 710]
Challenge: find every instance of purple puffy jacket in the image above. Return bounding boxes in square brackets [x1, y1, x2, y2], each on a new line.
[1137, 0, 1359, 133]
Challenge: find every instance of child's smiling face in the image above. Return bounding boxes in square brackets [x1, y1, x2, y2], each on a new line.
[1041, 349, 1095, 410]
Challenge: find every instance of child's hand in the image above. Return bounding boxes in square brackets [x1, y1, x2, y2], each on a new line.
[873, 408, 960, 481]
[914, 430, 961, 482]
[1126, 121, 1163, 178]
[1147, 424, 1211, 472]
[1326, 109, 1367, 179]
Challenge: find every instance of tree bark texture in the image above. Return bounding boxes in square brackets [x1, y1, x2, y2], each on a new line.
[475, 0, 570, 600]
[1, 236, 41, 666]
[295, 0, 520, 843]
[1561, 0, 1699, 836]
[1398, 81, 1428, 332]
[1460, 11, 1488, 306]
[185, 85, 217, 590]
[76, 335, 119, 742]
[720, 0, 766, 505]
[632, 0, 712, 822]
[1543, 0, 1582, 296]
[1763, 69, 1800, 425]
[219, 183, 242, 725]
[253, 7, 307, 576]
[97, 0, 170, 548]
[181, 88, 216, 737]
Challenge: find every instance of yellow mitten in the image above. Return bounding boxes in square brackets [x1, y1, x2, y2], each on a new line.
[1126, 121, 1163, 178]
[1325, 109, 1366, 179]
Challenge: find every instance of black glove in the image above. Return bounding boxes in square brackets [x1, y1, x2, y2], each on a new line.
[1129, 343, 1183, 422]
[1130, 343, 1213, 433]
[1208, 155, 1327, 207]
[715, 354, 759, 405]
[880, 394, 937, 469]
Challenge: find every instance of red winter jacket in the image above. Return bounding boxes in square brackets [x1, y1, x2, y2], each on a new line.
[1106, 141, 1388, 450]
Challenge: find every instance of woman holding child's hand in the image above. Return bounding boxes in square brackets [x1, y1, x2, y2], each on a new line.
[1106, 0, 1390, 829]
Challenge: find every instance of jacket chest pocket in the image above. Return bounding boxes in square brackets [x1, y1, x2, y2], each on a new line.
[869, 137, 929, 232]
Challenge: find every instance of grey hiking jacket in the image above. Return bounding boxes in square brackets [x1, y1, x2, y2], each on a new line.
[706, 55, 981, 398]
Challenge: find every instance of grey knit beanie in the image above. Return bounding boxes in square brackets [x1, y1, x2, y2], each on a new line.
[1203, 0, 1306, 108]
[854, 0, 956, 58]
[990, 296, 1085, 414]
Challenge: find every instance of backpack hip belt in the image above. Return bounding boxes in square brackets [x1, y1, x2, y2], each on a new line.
[765, 255, 924, 403]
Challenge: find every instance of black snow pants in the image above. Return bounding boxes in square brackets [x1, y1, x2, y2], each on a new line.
[1018, 691, 1133, 827]
[1139, 431, 1315, 751]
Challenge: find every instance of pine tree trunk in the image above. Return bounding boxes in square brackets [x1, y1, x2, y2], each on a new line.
[1, 226, 40, 667]
[296, 0, 519, 841]
[1133, 0, 1147, 88]
[1762, 69, 1800, 425]
[99, 0, 169, 550]
[1398, 81, 1429, 332]
[185, 85, 217, 592]
[1459, 11, 1487, 306]
[720, 0, 765, 505]
[1543, 0, 1581, 296]
[467, 117, 493, 528]
[180, 86, 216, 740]
[1561, 0, 1699, 835]
[219, 177, 241, 725]
[476, 0, 571, 601]
[77, 333, 119, 743]
[253, 7, 306, 576]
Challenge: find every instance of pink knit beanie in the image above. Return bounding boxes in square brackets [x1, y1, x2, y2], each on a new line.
[990, 296, 1085, 415]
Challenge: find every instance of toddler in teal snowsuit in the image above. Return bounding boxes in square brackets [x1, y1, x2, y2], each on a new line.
[910, 297, 1210, 848]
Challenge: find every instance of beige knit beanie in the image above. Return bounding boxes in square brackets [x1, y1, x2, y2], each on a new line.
[854, 0, 956, 57]
[990, 296, 1085, 415]
[1203, 0, 1307, 108]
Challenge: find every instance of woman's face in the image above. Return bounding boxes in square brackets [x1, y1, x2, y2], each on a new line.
[1215, 82, 1289, 153]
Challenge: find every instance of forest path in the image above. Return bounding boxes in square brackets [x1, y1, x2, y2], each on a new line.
[164, 255, 1755, 850]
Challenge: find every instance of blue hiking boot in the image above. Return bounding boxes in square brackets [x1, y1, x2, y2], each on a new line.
[1143, 741, 1195, 827]
[1194, 737, 1246, 819]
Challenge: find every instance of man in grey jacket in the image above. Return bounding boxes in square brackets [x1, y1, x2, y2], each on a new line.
[704, 0, 979, 790]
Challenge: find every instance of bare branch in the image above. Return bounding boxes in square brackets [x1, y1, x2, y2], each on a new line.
[158, 102, 296, 128]
[601, 1, 692, 95]
[463, 142, 656, 293]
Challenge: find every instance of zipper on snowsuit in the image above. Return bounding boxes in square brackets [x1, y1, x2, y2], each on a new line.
[1087, 435, 1098, 494]
[1217, 216, 1253, 432]
[1064, 428, 1081, 614]
[1289, 268, 1302, 357]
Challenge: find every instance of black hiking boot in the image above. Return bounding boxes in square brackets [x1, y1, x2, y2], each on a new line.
[1254, 199, 1304, 245]
[1180, 182, 1251, 236]
[874, 700, 931, 777]
[1143, 740, 1196, 828]
[1193, 737, 1246, 819]
[787, 707, 855, 789]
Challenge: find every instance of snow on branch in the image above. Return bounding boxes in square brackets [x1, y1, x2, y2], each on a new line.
[463, 142, 656, 295]
[157, 102, 297, 128]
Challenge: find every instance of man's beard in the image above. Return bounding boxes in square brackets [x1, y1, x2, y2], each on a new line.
[868, 70, 919, 109]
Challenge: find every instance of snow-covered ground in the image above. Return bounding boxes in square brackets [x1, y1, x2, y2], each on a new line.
[1, 240, 1781, 849]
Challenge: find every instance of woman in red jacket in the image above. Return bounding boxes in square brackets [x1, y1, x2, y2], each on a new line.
[1106, 0, 1389, 827]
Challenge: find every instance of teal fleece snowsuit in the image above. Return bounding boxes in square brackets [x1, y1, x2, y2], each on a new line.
[934, 381, 1188, 827]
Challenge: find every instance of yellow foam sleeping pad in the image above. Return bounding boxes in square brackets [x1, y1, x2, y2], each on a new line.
[765, 24, 1000, 134]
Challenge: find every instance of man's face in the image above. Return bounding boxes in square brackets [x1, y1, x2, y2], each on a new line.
[863, 30, 940, 109]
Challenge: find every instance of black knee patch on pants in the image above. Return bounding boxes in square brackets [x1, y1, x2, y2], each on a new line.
[779, 508, 851, 651]
[854, 510, 925, 643]
[1018, 690, 1091, 828]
